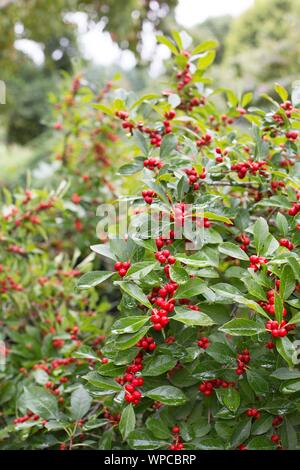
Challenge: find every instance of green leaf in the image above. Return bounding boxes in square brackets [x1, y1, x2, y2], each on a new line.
[203, 211, 233, 225]
[216, 387, 240, 413]
[197, 50, 216, 70]
[280, 379, 300, 394]
[83, 372, 122, 392]
[71, 386, 92, 420]
[251, 415, 273, 436]
[271, 368, 300, 380]
[160, 134, 177, 159]
[118, 161, 144, 175]
[192, 40, 218, 55]
[247, 436, 274, 450]
[111, 316, 149, 335]
[246, 369, 269, 394]
[174, 278, 207, 298]
[77, 271, 114, 289]
[116, 326, 150, 350]
[169, 264, 189, 284]
[146, 416, 171, 439]
[23, 386, 59, 420]
[143, 354, 177, 376]
[146, 386, 187, 406]
[128, 430, 166, 449]
[276, 212, 289, 236]
[173, 306, 215, 326]
[156, 35, 178, 55]
[241, 92, 253, 108]
[218, 242, 249, 261]
[90, 244, 117, 261]
[117, 282, 152, 308]
[206, 342, 236, 365]
[119, 404, 135, 440]
[133, 130, 149, 156]
[274, 83, 288, 102]
[219, 318, 263, 336]
[279, 265, 295, 300]
[253, 217, 269, 255]
[276, 336, 297, 367]
[231, 418, 252, 448]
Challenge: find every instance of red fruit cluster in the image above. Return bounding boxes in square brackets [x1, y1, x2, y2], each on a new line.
[184, 166, 206, 189]
[258, 289, 287, 317]
[136, 336, 156, 352]
[198, 379, 234, 397]
[143, 158, 163, 170]
[176, 62, 192, 90]
[155, 231, 174, 250]
[231, 159, 267, 179]
[103, 409, 121, 425]
[114, 261, 131, 277]
[215, 146, 229, 163]
[236, 233, 250, 251]
[236, 349, 250, 375]
[246, 408, 261, 420]
[155, 249, 176, 265]
[169, 425, 184, 450]
[288, 202, 300, 216]
[265, 319, 295, 337]
[272, 416, 283, 427]
[164, 110, 176, 120]
[0, 276, 23, 293]
[115, 110, 129, 120]
[117, 354, 144, 405]
[197, 337, 210, 349]
[142, 189, 156, 205]
[271, 180, 285, 192]
[280, 100, 294, 117]
[71, 193, 81, 204]
[196, 133, 212, 147]
[14, 411, 40, 425]
[249, 255, 268, 271]
[285, 130, 298, 141]
[52, 339, 64, 349]
[150, 307, 170, 331]
[279, 238, 294, 251]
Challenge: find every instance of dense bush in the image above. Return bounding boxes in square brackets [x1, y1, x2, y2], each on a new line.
[1, 32, 300, 451]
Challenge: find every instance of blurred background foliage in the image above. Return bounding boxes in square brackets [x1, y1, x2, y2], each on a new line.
[1, 0, 300, 182]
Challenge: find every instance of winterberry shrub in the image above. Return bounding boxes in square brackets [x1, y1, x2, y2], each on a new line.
[77, 33, 300, 450]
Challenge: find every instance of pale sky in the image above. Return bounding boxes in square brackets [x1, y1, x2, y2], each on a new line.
[14, 0, 255, 74]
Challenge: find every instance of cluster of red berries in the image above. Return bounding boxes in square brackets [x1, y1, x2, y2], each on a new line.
[14, 411, 45, 425]
[155, 249, 176, 265]
[246, 408, 261, 420]
[236, 349, 250, 375]
[136, 336, 157, 351]
[142, 189, 156, 205]
[196, 133, 213, 147]
[143, 158, 164, 170]
[231, 159, 267, 179]
[236, 233, 250, 251]
[71, 193, 81, 204]
[197, 337, 210, 349]
[176, 61, 192, 90]
[163, 111, 176, 134]
[155, 231, 174, 250]
[199, 379, 234, 397]
[117, 354, 144, 405]
[280, 100, 294, 117]
[102, 409, 121, 426]
[150, 307, 170, 331]
[52, 338, 64, 349]
[184, 167, 206, 189]
[285, 130, 298, 141]
[114, 261, 131, 277]
[249, 255, 268, 271]
[169, 425, 184, 450]
[0, 275, 23, 293]
[288, 202, 300, 216]
[259, 288, 287, 317]
[279, 238, 294, 250]
[271, 180, 285, 192]
[215, 147, 229, 163]
[115, 110, 129, 120]
[265, 319, 295, 337]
